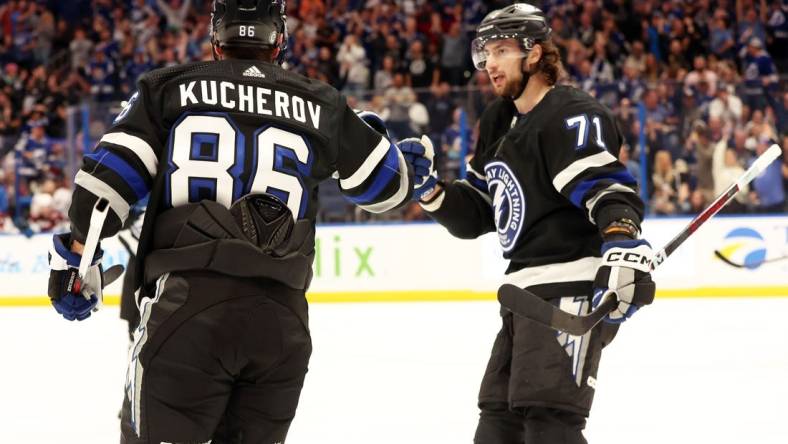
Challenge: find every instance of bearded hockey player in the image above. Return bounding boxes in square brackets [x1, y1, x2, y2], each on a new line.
[398, 4, 656, 443]
[47, 1, 416, 442]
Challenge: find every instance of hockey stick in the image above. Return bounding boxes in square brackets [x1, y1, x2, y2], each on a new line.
[498, 144, 783, 336]
[713, 250, 788, 269]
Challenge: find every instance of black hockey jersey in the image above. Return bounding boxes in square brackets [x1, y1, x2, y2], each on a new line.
[424, 86, 644, 275]
[68, 59, 413, 283]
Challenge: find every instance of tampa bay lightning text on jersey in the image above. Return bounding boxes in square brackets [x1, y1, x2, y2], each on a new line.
[485, 161, 525, 253]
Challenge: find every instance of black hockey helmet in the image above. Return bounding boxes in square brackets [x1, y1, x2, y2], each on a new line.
[471, 3, 552, 70]
[211, 0, 288, 63]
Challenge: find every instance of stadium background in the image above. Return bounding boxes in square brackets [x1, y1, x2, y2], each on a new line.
[0, 0, 785, 303]
[0, 2, 786, 443]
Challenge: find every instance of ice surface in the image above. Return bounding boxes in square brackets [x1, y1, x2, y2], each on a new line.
[1, 297, 787, 443]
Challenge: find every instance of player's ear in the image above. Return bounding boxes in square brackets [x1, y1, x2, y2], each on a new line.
[526, 44, 543, 69]
[213, 45, 224, 61]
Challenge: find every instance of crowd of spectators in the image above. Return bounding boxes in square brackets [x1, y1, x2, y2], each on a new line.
[0, 0, 785, 234]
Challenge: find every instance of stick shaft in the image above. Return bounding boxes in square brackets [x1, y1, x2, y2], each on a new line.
[652, 144, 781, 269]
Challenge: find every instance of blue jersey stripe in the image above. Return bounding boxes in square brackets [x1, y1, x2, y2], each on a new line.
[568, 170, 636, 208]
[466, 173, 488, 193]
[344, 144, 400, 205]
[84, 149, 150, 201]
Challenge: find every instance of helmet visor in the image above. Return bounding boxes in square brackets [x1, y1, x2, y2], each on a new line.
[471, 35, 528, 70]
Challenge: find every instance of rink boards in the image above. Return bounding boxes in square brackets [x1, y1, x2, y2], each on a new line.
[0, 215, 786, 305]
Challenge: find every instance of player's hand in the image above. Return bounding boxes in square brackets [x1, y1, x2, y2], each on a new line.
[397, 135, 438, 200]
[48, 233, 105, 321]
[592, 239, 656, 323]
[355, 110, 390, 138]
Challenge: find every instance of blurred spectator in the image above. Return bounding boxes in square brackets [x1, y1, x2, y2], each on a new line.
[685, 55, 718, 95]
[405, 40, 437, 95]
[766, 0, 788, 71]
[439, 22, 467, 86]
[337, 34, 367, 95]
[709, 82, 743, 122]
[70, 28, 93, 71]
[710, 15, 736, 60]
[373, 55, 396, 93]
[618, 144, 641, 185]
[651, 150, 685, 215]
[749, 138, 785, 213]
[439, 107, 464, 181]
[713, 143, 748, 213]
[736, 0, 767, 52]
[686, 122, 716, 205]
[157, 0, 192, 32]
[383, 73, 417, 140]
[28, 179, 68, 233]
[740, 38, 778, 111]
[426, 82, 454, 143]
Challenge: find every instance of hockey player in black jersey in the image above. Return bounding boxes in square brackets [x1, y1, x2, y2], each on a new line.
[46, 1, 417, 442]
[400, 4, 655, 444]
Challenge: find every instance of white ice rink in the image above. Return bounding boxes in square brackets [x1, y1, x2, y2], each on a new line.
[1, 297, 787, 444]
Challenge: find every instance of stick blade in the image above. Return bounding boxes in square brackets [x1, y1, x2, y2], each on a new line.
[102, 264, 125, 288]
[497, 284, 605, 336]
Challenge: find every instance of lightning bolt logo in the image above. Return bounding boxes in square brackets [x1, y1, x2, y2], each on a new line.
[493, 184, 506, 230]
[556, 296, 591, 387]
[484, 161, 526, 253]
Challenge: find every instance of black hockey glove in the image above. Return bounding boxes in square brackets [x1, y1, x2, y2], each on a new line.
[592, 239, 656, 323]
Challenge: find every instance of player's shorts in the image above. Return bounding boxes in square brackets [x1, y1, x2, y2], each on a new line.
[478, 281, 618, 417]
[120, 271, 311, 444]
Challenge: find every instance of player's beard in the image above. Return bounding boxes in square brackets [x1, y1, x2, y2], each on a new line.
[493, 63, 529, 100]
[497, 74, 524, 99]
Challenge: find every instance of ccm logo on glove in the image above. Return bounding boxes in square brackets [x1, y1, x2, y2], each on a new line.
[605, 251, 651, 266]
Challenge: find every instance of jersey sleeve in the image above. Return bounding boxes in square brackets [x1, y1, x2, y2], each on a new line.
[418, 112, 496, 240]
[543, 107, 644, 229]
[334, 103, 413, 213]
[69, 76, 165, 243]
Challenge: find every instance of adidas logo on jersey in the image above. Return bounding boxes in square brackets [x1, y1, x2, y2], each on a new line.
[243, 66, 266, 78]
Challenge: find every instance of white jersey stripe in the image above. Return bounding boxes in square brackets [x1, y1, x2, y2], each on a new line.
[74, 171, 130, 223]
[552, 151, 617, 193]
[583, 184, 637, 223]
[340, 137, 390, 190]
[100, 132, 158, 177]
[503, 256, 601, 288]
[356, 151, 409, 213]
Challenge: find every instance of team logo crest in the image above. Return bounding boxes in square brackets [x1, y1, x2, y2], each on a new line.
[114, 91, 139, 124]
[485, 161, 526, 253]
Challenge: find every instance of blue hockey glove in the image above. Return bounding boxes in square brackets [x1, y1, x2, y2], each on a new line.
[355, 110, 390, 138]
[48, 233, 105, 321]
[592, 239, 656, 323]
[397, 135, 438, 200]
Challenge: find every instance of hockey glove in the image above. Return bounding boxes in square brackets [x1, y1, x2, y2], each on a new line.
[592, 239, 656, 324]
[397, 135, 438, 200]
[48, 233, 106, 321]
[355, 110, 390, 138]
